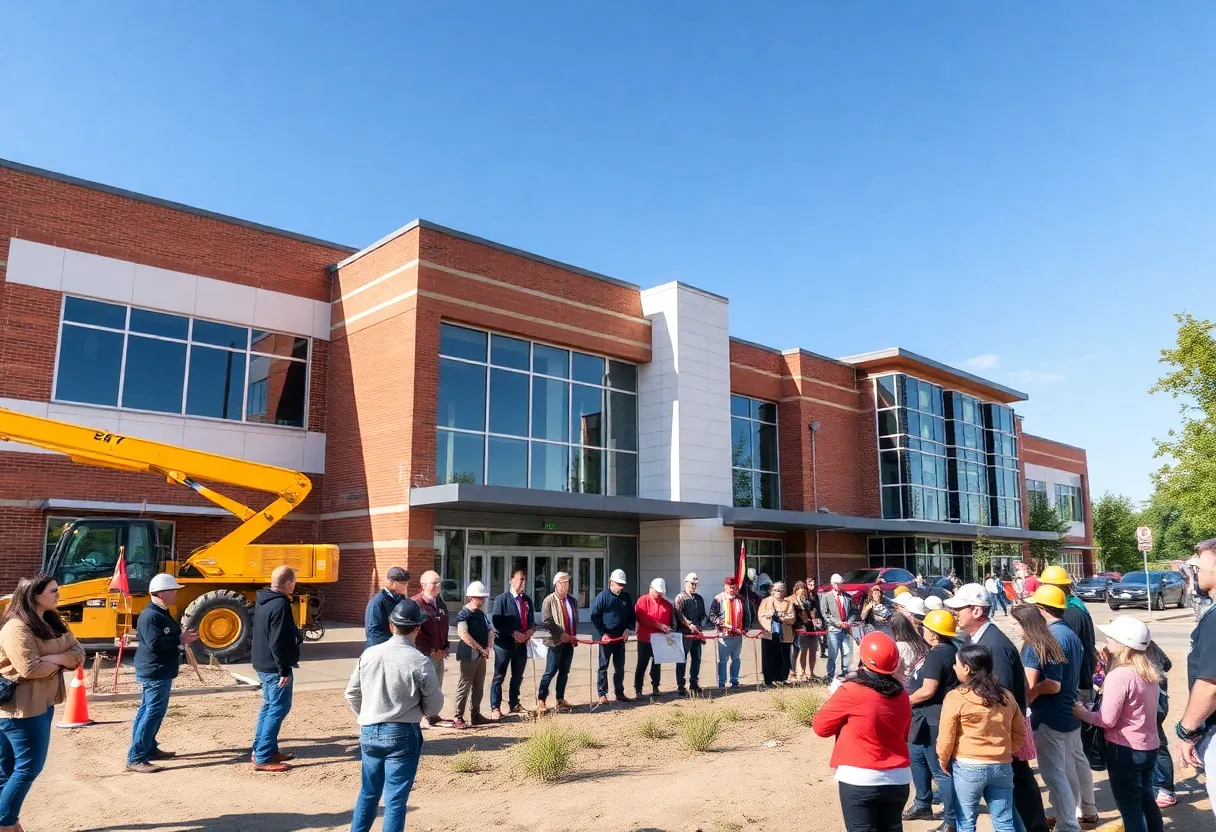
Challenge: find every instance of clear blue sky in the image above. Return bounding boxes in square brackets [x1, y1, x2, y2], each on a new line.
[4, 3, 1214, 503]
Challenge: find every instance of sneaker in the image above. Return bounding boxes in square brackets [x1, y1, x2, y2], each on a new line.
[252, 762, 291, 772]
[536, 700, 548, 712]
[717, 685, 726, 693]
[1155, 790, 1177, 808]
[125, 762, 163, 774]
[148, 749, 176, 760]
[508, 704, 525, 714]
[901, 807, 936, 822]
[650, 687, 661, 698]
[451, 717, 468, 730]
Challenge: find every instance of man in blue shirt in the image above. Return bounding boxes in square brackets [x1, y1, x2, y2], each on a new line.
[589, 569, 635, 704]
[1023, 586, 1085, 832]
[364, 566, 411, 648]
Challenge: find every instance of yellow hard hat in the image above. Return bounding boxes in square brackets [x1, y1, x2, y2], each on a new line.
[1030, 585, 1068, 610]
[893, 585, 912, 597]
[1040, 565, 1072, 586]
[923, 609, 957, 639]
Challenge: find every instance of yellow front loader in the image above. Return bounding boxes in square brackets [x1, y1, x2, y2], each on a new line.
[0, 408, 339, 662]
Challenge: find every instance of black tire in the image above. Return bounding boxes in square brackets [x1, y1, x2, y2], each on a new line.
[1108, 603, 1119, 611]
[181, 589, 254, 664]
[1177, 590, 1186, 608]
[1153, 593, 1165, 612]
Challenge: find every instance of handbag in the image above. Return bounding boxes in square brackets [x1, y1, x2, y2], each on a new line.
[1080, 693, 1107, 771]
[0, 676, 13, 705]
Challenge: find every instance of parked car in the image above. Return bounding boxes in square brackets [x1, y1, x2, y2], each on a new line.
[920, 576, 956, 601]
[818, 567, 916, 605]
[1074, 576, 1116, 602]
[1094, 571, 1123, 581]
[1107, 570, 1187, 611]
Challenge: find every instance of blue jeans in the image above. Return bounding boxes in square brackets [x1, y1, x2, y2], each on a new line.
[350, 722, 423, 832]
[990, 591, 1009, 614]
[716, 636, 742, 687]
[826, 629, 853, 680]
[127, 677, 173, 764]
[1104, 742, 1163, 832]
[910, 740, 956, 826]
[952, 760, 1016, 832]
[252, 671, 294, 763]
[537, 643, 574, 702]
[0, 707, 52, 825]
[1153, 708, 1174, 795]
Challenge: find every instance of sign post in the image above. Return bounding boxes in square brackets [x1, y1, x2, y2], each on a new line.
[1136, 526, 1154, 621]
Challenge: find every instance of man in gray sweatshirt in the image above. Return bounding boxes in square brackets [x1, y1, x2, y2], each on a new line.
[346, 598, 444, 832]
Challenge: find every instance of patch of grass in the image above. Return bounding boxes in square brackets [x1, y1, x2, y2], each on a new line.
[449, 747, 485, 774]
[679, 710, 723, 752]
[785, 691, 825, 727]
[712, 822, 744, 832]
[636, 714, 670, 740]
[567, 729, 605, 750]
[769, 690, 788, 712]
[762, 722, 789, 742]
[718, 705, 744, 723]
[517, 726, 575, 782]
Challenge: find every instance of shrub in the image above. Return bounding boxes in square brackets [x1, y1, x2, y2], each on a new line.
[567, 729, 605, 750]
[786, 691, 824, 727]
[518, 726, 575, 781]
[636, 714, 669, 740]
[769, 691, 788, 712]
[680, 710, 723, 752]
[718, 706, 744, 723]
[449, 747, 484, 774]
[762, 722, 789, 742]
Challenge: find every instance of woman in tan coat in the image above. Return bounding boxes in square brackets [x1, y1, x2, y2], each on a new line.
[0, 574, 85, 832]
[757, 581, 796, 686]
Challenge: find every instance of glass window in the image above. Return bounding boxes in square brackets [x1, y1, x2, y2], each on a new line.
[733, 469, 754, 508]
[731, 395, 751, 418]
[55, 326, 123, 406]
[754, 423, 778, 472]
[571, 447, 603, 494]
[533, 344, 569, 378]
[608, 391, 637, 452]
[754, 400, 777, 423]
[530, 442, 568, 491]
[490, 334, 529, 370]
[609, 451, 638, 497]
[245, 356, 307, 428]
[192, 320, 248, 350]
[440, 323, 487, 362]
[531, 377, 569, 441]
[130, 309, 189, 340]
[250, 330, 308, 361]
[436, 430, 484, 484]
[572, 353, 605, 386]
[437, 358, 486, 432]
[63, 297, 126, 329]
[185, 345, 246, 421]
[876, 375, 897, 408]
[122, 336, 186, 414]
[757, 472, 780, 509]
[608, 361, 636, 392]
[731, 417, 753, 469]
[731, 395, 779, 508]
[571, 384, 604, 446]
[486, 436, 528, 488]
[488, 369, 529, 436]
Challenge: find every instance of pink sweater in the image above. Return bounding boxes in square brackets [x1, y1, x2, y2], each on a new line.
[1077, 666, 1160, 751]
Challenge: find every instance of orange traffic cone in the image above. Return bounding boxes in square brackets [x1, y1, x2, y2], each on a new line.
[56, 665, 94, 729]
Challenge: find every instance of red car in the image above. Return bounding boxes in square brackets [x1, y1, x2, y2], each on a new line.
[817, 567, 917, 605]
[1094, 571, 1123, 581]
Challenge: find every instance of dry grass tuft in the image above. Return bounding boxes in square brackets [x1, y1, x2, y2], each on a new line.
[679, 710, 723, 752]
[786, 691, 825, 726]
[449, 747, 485, 773]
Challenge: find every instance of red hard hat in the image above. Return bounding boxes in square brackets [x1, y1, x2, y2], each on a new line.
[858, 632, 899, 675]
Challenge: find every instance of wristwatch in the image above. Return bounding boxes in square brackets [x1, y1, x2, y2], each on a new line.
[1175, 721, 1205, 743]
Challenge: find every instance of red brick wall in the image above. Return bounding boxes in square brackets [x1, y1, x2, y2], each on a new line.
[1021, 432, 1094, 571]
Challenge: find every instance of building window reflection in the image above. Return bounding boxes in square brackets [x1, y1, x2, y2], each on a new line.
[730, 395, 780, 509]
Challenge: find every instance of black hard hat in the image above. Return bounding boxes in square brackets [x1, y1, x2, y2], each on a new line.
[389, 598, 428, 628]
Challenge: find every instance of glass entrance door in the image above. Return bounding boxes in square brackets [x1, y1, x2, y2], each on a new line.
[466, 548, 606, 622]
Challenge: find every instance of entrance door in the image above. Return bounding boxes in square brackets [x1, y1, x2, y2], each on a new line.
[466, 548, 606, 624]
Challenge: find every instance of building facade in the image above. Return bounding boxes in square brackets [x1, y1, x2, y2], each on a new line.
[0, 160, 1093, 621]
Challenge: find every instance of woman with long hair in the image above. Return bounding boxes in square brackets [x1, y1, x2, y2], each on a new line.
[0, 574, 85, 832]
[937, 644, 1025, 832]
[903, 609, 959, 828]
[889, 608, 928, 689]
[789, 581, 822, 683]
[1073, 617, 1164, 832]
[812, 632, 912, 832]
[861, 585, 894, 636]
[757, 582, 796, 686]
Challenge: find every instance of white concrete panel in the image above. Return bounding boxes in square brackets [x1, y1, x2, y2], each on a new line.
[246, 430, 307, 470]
[62, 250, 135, 302]
[303, 431, 327, 474]
[253, 287, 316, 336]
[132, 264, 197, 316]
[117, 413, 186, 447]
[182, 424, 247, 460]
[313, 303, 332, 341]
[195, 278, 257, 327]
[47, 402, 122, 434]
[6, 239, 64, 291]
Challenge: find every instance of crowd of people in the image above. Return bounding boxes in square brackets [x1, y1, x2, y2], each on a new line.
[0, 542, 1213, 832]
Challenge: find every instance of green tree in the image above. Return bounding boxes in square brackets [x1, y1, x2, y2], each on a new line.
[1150, 312, 1216, 534]
[1027, 492, 1069, 570]
[1091, 492, 1143, 574]
[1139, 488, 1216, 565]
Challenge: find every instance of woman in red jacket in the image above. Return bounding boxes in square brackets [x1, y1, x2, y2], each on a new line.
[812, 631, 913, 832]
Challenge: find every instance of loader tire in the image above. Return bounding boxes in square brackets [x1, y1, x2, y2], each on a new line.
[181, 590, 254, 664]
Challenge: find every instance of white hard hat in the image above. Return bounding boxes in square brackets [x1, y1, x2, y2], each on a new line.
[830, 573, 843, 584]
[894, 594, 927, 617]
[945, 583, 990, 609]
[553, 571, 570, 586]
[684, 573, 699, 584]
[650, 577, 667, 595]
[609, 569, 628, 585]
[924, 595, 944, 611]
[149, 573, 184, 594]
[465, 581, 490, 598]
[1099, 616, 1151, 652]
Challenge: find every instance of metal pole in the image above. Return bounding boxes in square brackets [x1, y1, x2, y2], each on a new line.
[1144, 551, 1153, 622]
[810, 427, 819, 511]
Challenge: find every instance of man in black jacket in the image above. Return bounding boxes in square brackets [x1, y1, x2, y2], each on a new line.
[489, 568, 535, 719]
[673, 573, 708, 695]
[364, 566, 410, 648]
[589, 569, 636, 704]
[947, 584, 1048, 832]
[126, 573, 200, 774]
[251, 565, 302, 772]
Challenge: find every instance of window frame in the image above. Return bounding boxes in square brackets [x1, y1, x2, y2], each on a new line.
[52, 295, 311, 430]
[435, 322, 639, 496]
[730, 394, 781, 509]
[45, 516, 176, 562]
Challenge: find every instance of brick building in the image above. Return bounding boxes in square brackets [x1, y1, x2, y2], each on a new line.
[0, 159, 1094, 622]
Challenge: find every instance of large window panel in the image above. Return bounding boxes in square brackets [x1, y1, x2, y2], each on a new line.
[530, 442, 569, 491]
[487, 436, 528, 488]
[130, 309, 189, 340]
[572, 353, 605, 386]
[437, 358, 486, 431]
[608, 391, 637, 452]
[122, 335, 186, 414]
[570, 447, 603, 494]
[757, 472, 780, 509]
[531, 377, 569, 441]
[570, 384, 604, 446]
[440, 323, 486, 362]
[246, 356, 307, 428]
[488, 369, 529, 436]
[533, 344, 569, 378]
[56, 326, 123, 406]
[607, 361, 637, 393]
[437, 429, 485, 484]
[185, 346, 246, 421]
[731, 417, 753, 469]
[609, 452, 637, 497]
[192, 320, 248, 350]
[64, 297, 126, 329]
[733, 469, 754, 508]
[754, 423, 778, 472]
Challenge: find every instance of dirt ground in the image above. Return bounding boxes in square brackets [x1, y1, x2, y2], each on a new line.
[87, 656, 242, 696]
[18, 664, 1214, 832]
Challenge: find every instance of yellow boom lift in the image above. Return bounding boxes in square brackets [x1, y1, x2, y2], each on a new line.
[0, 408, 339, 662]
